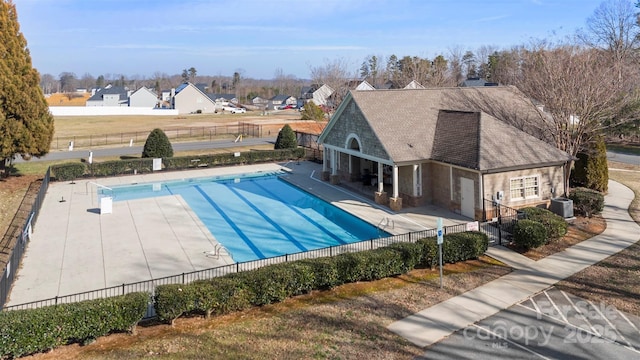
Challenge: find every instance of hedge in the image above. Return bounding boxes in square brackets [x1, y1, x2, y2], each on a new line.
[513, 219, 547, 249]
[569, 187, 605, 217]
[51, 162, 86, 181]
[417, 231, 489, 268]
[153, 231, 489, 324]
[0, 292, 148, 359]
[50, 148, 306, 181]
[520, 207, 567, 242]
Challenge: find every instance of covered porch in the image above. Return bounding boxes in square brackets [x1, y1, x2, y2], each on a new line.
[320, 144, 424, 211]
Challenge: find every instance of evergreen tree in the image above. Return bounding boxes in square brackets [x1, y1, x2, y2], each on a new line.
[0, 1, 55, 176]
[300, 101, 325, 121]
[274, 124, 297, 150]
[142, 128, 174, 158]
[572, 136, 608, 192]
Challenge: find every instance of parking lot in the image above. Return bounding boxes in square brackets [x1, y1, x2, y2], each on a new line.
[421, 287, 640, 359]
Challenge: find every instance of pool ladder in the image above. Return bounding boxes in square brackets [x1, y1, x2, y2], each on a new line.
[377, 217, 394, 235]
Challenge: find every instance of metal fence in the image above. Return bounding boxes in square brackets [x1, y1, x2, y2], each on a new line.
[51, 122, 263, 150]
[482, 198, 524, 245]
[4, 221, 489, 319]
[294, 131, 323, 163]
[0, 168, 51, 309]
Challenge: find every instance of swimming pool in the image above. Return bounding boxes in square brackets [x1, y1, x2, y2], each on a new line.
[100, 171, 388, 262]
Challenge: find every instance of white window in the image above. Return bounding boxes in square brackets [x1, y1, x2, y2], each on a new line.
[510, 175, 539, 200]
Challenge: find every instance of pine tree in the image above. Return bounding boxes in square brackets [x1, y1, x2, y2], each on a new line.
[0, 1, 54, 176]
[142, 128, 174, 158]
[274, 124, 297, 150]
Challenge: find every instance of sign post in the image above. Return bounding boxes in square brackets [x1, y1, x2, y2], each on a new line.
[437, 217, 443, 289]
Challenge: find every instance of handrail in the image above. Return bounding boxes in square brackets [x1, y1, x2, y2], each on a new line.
[85, 181, 113, 195]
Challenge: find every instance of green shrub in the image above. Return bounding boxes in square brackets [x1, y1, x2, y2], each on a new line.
[360, 247, 406, 281]
[386, 242, 424, 272]
[335, 252, 369, 283]
[142, 128, 174, 158]
[520, 207, 567, 242]
[569, 187, 605, 217]
[51, 162, 85, 181]
[300, 101, 325, 121]
[154, 284, 198, 324]
[572, 136, 608, 192]
[191, 277, 251, 318]
[513, 219, 548, 249]
[299, 257, 342, 289]
[0, 292, 148, 359]
[417, 231, 488, 267]
[274, 124, 297, 150]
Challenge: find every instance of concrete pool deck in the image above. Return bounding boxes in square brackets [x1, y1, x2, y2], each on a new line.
[7, 161, 469, 306]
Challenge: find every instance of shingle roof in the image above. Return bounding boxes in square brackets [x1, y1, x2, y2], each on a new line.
[87, 86, 128, 101]
[328, 86, 570, 171]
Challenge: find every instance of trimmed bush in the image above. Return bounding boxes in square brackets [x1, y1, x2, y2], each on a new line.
[520, 207, 567, 242]
[154, 284, 198, 324]
[300, 101, 325, 121]
[142, 128, 174, 158]
[51, 162, 86, 181]
[299, 257, 342, 289]
[386, 242, 424, 273]
[360, 247, 406, 281]
[274, 124, 297, 149]
[335, 252, 369, 283]
[0, 292, 148, 359]
[191, 278, 251, 318]
[569, 187, 605, 217]
[513, 219, 548, 249]
[417, 231, 488, 267]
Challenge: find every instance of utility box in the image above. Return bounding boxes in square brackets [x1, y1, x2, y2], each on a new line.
[550, 197, 574, 218]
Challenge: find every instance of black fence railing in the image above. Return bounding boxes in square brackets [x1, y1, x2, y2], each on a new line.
[482, 199, 524, 245]
[0, 168, 51, 309]
[51, 123, 263, 150]
[4, 220, 484, 319]
[294, 131, 323, 163]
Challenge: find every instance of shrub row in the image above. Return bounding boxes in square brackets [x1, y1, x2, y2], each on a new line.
[520, 207, 567, 241]
[0, 292, 148, 359]
[50, 148, 306, 181]
[154, 231, 489, 323]
[569, 187, 605, 217]
[513, 219, 548, 249]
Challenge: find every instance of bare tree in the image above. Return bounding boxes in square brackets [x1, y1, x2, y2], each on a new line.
[40, 73, 57, 94]
[578, 0, 640, 80]
[447, 46, 465, 85]
[309, 58, 357, 108]
[515, 43, 640, 191]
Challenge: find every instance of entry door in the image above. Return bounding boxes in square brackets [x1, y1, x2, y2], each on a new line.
[460, 178, 475, 219]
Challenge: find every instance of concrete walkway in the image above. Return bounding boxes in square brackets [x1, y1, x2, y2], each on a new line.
[388, 180, 640, 348]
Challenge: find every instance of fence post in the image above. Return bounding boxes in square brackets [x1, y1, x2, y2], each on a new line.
[497, 205, 502, 246]
[182, 273, 185, 284]
[122, 283, 125, 295]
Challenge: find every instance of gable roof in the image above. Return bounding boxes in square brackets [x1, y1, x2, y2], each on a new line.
[87, 85, 128, 101]
[270, 94, 294, 101]
[321, 86, 570, 172]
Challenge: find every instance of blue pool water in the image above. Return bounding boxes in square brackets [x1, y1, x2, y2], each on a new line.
[100, 172, 387, 262]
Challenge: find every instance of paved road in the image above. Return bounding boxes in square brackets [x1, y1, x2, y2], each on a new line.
[422, 287, 640, 359]
[607, 151, 640, 166]
[15, 137, 277, 163]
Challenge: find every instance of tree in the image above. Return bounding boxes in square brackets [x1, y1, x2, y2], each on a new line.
[0, 1, 54, 176]
[96, 74, 105, 88]
[309, 58, 356, 108]
[232, 71, 241, 89]
[572, 136, 609, 192]
[513, 42, 639, 193]
[59, 72, 77, 92]
[300, 101, 325, 121]
[142, 128, 173, 158]
[274, 124, 297, 150]
[188, 67, 197, 83]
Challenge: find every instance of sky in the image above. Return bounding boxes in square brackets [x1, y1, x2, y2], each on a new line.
[14, 0, 607, 80]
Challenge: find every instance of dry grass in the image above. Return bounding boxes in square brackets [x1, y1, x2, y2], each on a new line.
[46, 93, 90, 106]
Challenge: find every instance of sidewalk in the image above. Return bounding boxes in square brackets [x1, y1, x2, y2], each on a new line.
[388, 180, 640, 348]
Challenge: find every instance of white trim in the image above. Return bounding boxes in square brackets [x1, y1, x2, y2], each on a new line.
[344, 133, 363, 151]
[509, 175, 540, 201]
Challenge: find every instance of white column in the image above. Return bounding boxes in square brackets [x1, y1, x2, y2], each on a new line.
[348, 154, 352, 175]
[392, 165, 399, 198]
[377, 162, 384, 193]
[322, 148, 328, 172]
[331, 149, 337, 175]
[413, 164, 421, 197]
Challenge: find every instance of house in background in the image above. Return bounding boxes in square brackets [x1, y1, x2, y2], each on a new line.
[460, 77, 499, 87]
[171, 82, 217, 114]
[300, 84, 334, 107]
[252, 96, 269, 108]
[85, 85, 130, 107]
[318, 86, 571, 218]
[403, 80, 425, 89]
[355, 80, 376, 91]
[128, 86, 158, 108]
[268, 94, 297, 110]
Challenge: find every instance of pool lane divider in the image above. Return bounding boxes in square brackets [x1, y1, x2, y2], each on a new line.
[194, 185, 266, 259]
[252, 180, 348, 245]
[224, 183, 309, 253]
